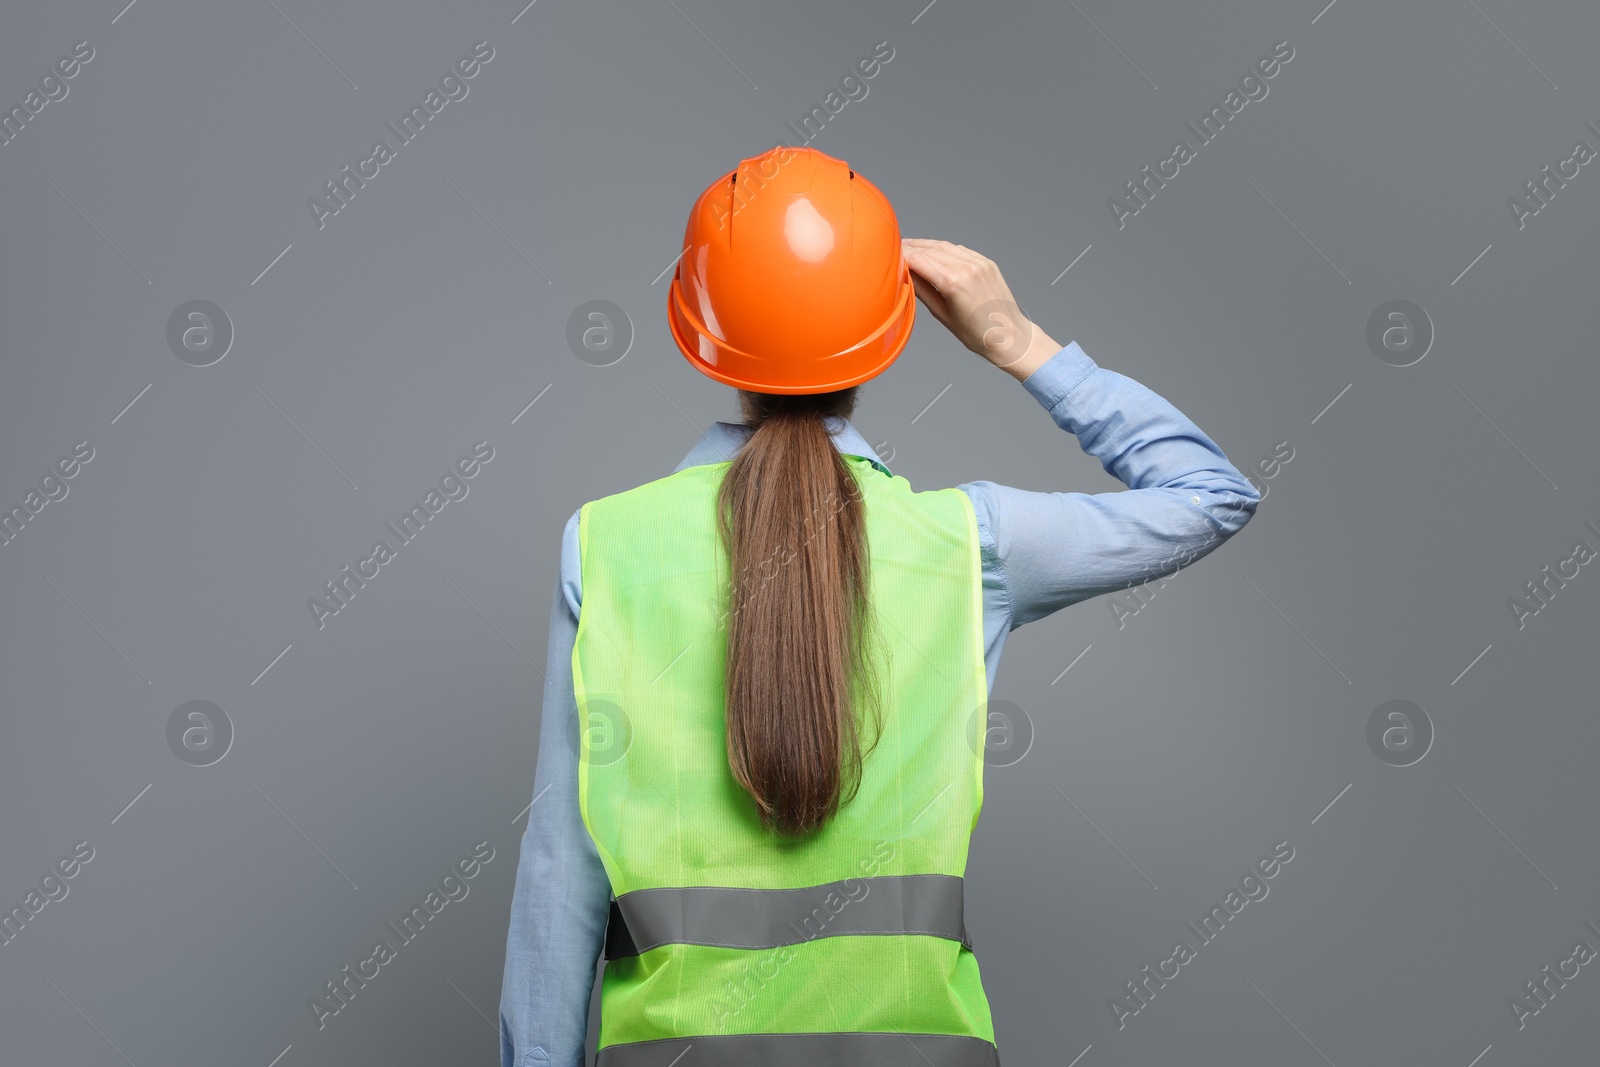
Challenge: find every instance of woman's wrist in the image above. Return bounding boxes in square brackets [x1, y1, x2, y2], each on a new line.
[998, 321, 1063, 382]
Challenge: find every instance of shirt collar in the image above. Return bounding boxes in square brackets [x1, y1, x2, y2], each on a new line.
[672, 415, 893, 477]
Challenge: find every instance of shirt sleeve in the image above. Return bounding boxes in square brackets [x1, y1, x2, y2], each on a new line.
[499, 508, 611, 1067]
[958, 341, 1261, 631]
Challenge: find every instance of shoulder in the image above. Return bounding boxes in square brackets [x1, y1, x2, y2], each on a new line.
[562, 464, 731, 610]
[559, 507, 582, 615]
[853, 462, 979, 548]
[582, 463, 728, 517]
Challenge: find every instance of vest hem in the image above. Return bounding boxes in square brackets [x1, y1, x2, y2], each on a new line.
[594, 1030, 1000, 1066]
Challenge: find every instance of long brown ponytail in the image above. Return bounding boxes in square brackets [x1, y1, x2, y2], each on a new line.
[716, 387, 887, 838]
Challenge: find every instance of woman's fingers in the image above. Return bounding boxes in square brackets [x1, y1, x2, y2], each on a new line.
[903, 242, 952, 289]
[908, 277, 948, 323]
[900, 237, 1036, 368]
[906, 237, 985, 269]
[948, 243, 989, 268]
[902, 243, 934, 283]
[903, 240, 973, 291]
[905, 251, 953, 322]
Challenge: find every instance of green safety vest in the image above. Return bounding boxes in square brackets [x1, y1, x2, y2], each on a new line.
[573, 452, 999, 1066]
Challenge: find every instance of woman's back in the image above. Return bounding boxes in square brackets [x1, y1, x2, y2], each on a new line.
[574, 453, 999, 1061]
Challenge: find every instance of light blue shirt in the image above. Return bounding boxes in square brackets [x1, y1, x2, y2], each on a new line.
[498, 341, 1260, 1067]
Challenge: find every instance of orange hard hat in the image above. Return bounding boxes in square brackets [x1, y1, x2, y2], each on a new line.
[667, 145, 916, 394]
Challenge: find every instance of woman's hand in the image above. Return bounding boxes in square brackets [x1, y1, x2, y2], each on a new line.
[902, 238, 1062, 382]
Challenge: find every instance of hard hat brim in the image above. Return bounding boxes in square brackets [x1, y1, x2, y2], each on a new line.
[667, 266, 916, 395]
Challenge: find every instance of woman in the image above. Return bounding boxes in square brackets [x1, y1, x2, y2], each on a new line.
[500, 145, 1260, 1067]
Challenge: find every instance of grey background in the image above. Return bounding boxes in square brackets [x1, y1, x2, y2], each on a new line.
[1, 0, 1596, 1064]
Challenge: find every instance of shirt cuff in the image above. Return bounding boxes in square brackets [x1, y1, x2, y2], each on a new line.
[1019, 341, 1096, 411]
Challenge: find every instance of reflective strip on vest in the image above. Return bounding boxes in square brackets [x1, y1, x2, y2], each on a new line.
[595, 1031, 1001, 1066]
[573, 454, 996, 1058]
[603, 873, 972, 958]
